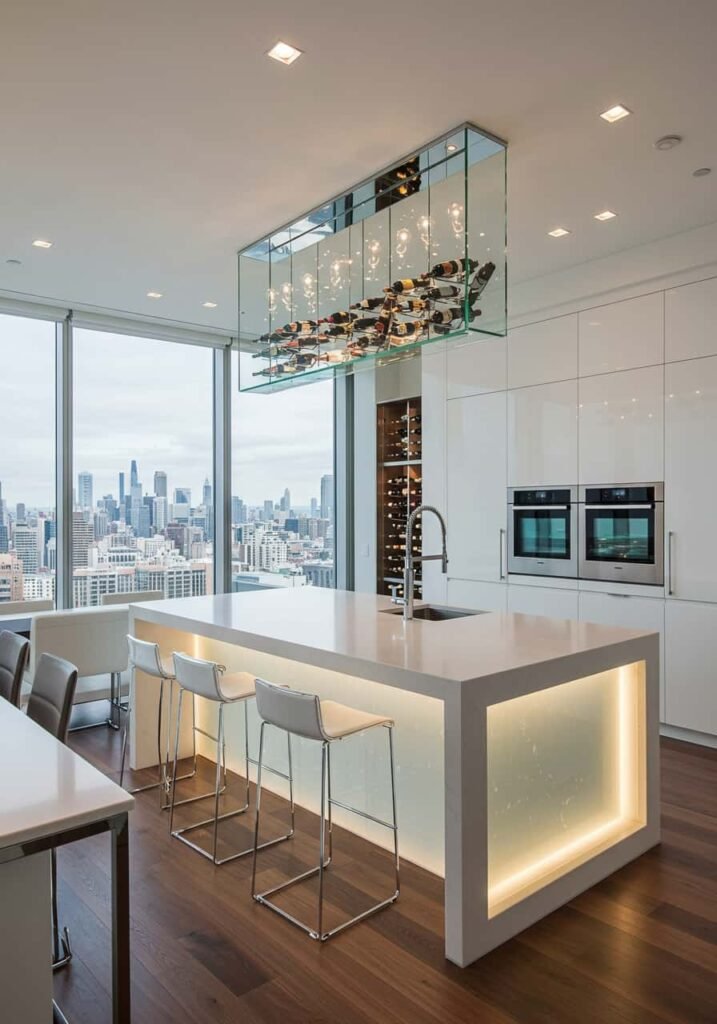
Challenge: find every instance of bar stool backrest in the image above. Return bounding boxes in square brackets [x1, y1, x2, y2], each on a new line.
[255, 677, 326, 741]
[0, 630, 30, 707]
[127, 634, 168, 679]
[26, 653, 79, 743]
[173, 651, 224, 701]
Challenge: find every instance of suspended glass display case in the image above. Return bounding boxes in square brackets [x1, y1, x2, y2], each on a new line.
[238, 123, 506, 392]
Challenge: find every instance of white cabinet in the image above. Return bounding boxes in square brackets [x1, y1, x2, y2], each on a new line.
[578, 294, 664, 377]
[446, 391, 507, 582]
[447, 578, 507, 613]
[508, 379, 577, 486]
[422, 345, 448, 605]
[508, 584, 578, 620]
[578, 365, 663, 484]
[446, 337, 506, 400]
[665, 356, 717, 601]
[507, 315, 577, 389]
[665, 276, 717, 362]
[579, 591, 666, 721]
[665, 600, 717, 735]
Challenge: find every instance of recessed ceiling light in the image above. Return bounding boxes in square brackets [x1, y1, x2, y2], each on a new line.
[202, 301, 218, 309]
[446, 143, 457, 153]
[32, 239, 53, 249]
[693, 167, 711, 178]
[548, 227, 571, 238]
[146, 291, 163, 299]
[654, 134, 682, 151]
[600, 104, 631, 123]
[267, 41, 302, 65]
[594, 210, 617, 221]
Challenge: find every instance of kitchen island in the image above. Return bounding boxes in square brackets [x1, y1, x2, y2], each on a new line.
[129, 588, 659, 967]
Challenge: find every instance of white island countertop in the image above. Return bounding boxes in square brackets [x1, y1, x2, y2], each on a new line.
[131, 587, 654, 700]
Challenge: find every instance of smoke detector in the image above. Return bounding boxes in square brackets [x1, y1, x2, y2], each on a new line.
[654, 135, 682, 151]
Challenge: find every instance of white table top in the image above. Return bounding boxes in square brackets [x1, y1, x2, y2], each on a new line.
[0, 700, 133, 850]
[131, 588, 655, 699]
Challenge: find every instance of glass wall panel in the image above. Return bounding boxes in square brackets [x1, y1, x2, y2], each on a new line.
[72, 329, 213, 606]
[0, 314, 56, 607]
[231, 350, 335, 592]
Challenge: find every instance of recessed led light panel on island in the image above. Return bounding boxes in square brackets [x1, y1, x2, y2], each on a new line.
[594, 210, 617, 221]
[146, 291, 162, 299]
[548, 227, 571, 238]
[237, 123, 507, 393]
[32, 239, 53, 249]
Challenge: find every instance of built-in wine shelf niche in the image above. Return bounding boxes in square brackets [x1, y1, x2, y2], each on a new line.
[237, 123, 507, 392]
[377, 397, 422, 600]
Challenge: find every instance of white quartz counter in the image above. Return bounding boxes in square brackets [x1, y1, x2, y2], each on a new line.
[130, 588, 652, 698]
[0, 699, 133, 849]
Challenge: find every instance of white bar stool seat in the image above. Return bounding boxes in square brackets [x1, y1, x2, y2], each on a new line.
[251, 678, 400, 943]
[169, 652, 294, 865]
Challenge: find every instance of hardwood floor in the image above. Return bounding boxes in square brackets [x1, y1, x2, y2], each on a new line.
[55, 730, 717, 1023]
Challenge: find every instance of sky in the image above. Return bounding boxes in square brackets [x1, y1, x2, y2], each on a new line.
[0, 314, 333, 511]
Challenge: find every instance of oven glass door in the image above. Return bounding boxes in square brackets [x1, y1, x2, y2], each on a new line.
[584, 507, 655, 564]
[513, 509, 571, 560]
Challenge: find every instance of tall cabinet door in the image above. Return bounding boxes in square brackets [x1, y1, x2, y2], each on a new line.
[446, 391, 507, 582]
[665, 356, 717, 601]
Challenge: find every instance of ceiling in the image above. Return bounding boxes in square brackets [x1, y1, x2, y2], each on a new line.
[1, 0, 716, 332]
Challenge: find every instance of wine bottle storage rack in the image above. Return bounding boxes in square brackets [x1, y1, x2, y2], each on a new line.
[377, 397, 422, 599]
[238, 123, 507, 393]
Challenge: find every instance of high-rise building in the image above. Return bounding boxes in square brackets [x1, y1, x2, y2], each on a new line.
[280, 487, 291, 513]
[153, 496, 168, 532]
[72, 510, 94, 568]
[174, 487, 191, 505]
[154, 470, 168, 498]
[310, 497, 318, 518]
[0, 525, 8, 553]
[231, 496, 246, 525]
[320, 474, 334, 520]
[130, 459, 139, 490]
[13, 523, 39, 573]
[16, 502, 26, 523]
[77, 470, 93, 509]
[0, 553, 23, 602]
[119, 471, 125, 504]
[202, 478, 212, 507]
[263, 500, 274, 522]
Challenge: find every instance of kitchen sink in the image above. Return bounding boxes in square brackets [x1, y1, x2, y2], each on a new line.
[381, 604, 482, 621]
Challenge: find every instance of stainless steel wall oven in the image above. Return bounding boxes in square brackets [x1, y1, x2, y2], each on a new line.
[507, 487, 578, 579]
[578, 483, 664, 586]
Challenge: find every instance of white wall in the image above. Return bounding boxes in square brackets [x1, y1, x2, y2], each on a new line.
[422, 221, 717, 745]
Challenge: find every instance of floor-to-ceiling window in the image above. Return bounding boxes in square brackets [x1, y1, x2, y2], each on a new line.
[0, 313, 56, 607]
[231, 350, 335, 591]
[72, 329, 213, 606]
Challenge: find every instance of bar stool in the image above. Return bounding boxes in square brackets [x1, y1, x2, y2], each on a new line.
[251, 677, 400, 942]
[121, 636, 202, 807]
[169, 652, 295, 865]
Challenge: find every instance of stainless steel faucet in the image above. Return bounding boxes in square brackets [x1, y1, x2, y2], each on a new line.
[392, 505, 448, 621]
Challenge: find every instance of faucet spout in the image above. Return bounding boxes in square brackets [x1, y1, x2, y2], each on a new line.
[403, 505, 449, 621]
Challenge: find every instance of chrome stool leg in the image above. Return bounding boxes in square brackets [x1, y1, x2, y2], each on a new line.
[167, 690, 229, 810]
[252, 722, 399, 942]
[50, 849, 72, 972]
[171, 699, 294, 866]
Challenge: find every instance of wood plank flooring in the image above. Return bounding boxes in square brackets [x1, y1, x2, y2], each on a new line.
[54, 730, 717, 1023]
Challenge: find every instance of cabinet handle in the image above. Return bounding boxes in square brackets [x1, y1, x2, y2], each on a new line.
[499, 528, 506, 580]
[668, 531, 675, 596]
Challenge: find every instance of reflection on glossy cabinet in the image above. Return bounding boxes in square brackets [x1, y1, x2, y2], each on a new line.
[665, 599, 717, 735]
[507, 315, 577, 389]
[447, 578, 507, 613]
[446, 337, 507, 400]
[579, 591, 666, 722]
[578, 365, 664, 484]
[665, 355, 717, 601]
[665, 276, 717, 362]
[508, 379, 578, 487]
[446, 391, 507, 582]
[507, 584, 578, 620]
[578, 294, 664, 377]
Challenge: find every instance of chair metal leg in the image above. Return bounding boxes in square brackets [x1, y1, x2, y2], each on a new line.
[51, 849, 72, 972]
[253, 724, 400, 942]
[173, 704, 294, 866]
[168, 691, 228, 810]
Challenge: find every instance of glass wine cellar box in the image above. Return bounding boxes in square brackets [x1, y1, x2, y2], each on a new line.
[237, 123, 507, 392]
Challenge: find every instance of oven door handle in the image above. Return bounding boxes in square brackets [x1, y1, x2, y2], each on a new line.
[512, 505, 570, 511]
[583, 503, 654, 510]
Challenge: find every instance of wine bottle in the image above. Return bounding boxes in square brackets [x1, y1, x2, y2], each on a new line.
[429, 258, 478, 279]
[389, 277, 428, 294]
[431, 306, 482, 325]
[397, 298, 431, 313]
[390, 320, 427, 338]
[423, 283, 461, 299]
[283, 319, 318, 334]
[324, 311, 356, 325]
[350, 296, 384, 310]
[467, 261, 496, 302]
